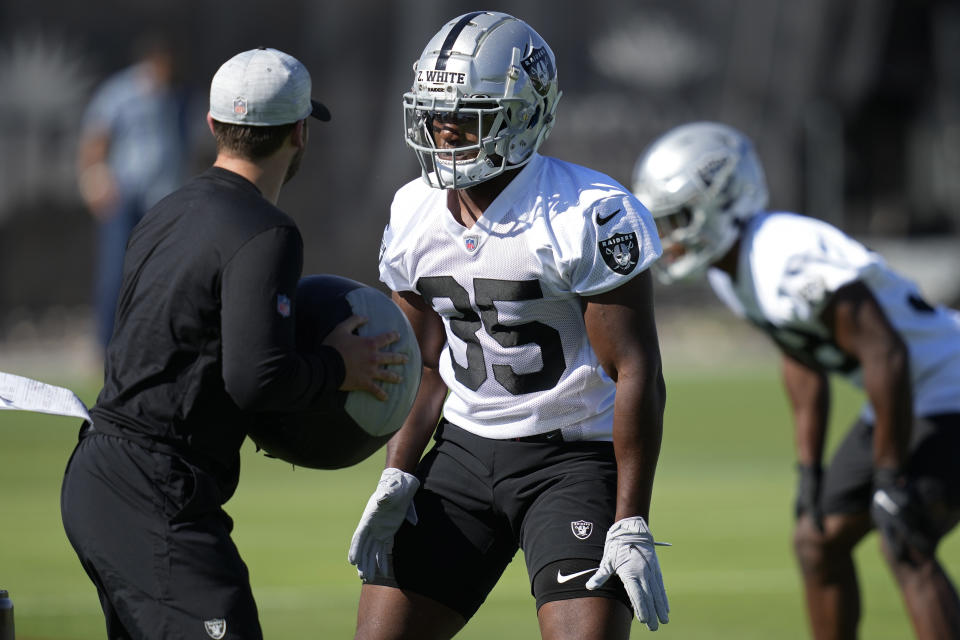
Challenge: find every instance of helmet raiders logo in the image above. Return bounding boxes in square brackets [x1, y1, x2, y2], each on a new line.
[599, 232, 639, 275]
[520, 47, 554, 96]
[697, 154, 731, 187]
[204, 618, 226, 639]
[571, 520, 594, 540]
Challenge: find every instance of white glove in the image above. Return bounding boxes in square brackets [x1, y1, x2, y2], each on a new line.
[348, 467, 420, 581]
[586, 516, 670, 631]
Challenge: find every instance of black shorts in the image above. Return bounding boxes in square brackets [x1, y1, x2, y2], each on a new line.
[823, 413, 960, 520]
[60, 430, 262, 639]
[367, 420, 630, 619]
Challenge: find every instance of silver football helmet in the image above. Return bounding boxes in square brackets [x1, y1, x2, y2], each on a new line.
[632, 122, 768, 284]
[404, 11, 561, 189]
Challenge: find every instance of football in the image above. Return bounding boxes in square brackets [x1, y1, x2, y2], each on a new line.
[247, 274, 421, 469]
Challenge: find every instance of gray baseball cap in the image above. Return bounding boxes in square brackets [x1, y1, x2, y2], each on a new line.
[209, 47, 331, 126]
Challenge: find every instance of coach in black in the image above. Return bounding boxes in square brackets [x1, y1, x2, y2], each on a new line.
[61, 47, 404, 639]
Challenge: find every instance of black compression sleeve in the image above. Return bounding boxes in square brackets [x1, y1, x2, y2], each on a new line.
[220, 225, 344, 411]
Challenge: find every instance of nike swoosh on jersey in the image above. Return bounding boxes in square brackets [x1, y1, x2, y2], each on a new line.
[556, 567, 599, 584]
[596, 209, 621, 226]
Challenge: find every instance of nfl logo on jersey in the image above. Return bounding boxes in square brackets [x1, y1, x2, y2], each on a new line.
[276, 294, 291, 318]
[464, 236, 478, 252]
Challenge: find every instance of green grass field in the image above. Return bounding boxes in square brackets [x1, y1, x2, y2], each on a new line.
[2, 368, 958, 639]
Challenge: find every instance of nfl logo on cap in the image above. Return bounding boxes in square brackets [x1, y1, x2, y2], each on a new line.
[209, 47, 331, 126]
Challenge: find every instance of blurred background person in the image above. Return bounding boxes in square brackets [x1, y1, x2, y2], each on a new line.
[632, 121, 960, 640]
[76, 32, 190, 351]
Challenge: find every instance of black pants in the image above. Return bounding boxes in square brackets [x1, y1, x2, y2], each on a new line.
[824, 413, 960, 518]
[368, 420, 630, 619]
[61, 430, 262, 639]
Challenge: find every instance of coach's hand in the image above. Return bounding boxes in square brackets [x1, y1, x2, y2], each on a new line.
[348, 467, 419, 581]
[586, 516, 669, 631]
[323, 315, 407, 402]
[871, 468, 937, 562]
[795, 463, 824, 532]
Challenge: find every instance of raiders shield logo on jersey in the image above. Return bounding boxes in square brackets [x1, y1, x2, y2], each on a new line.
[599, 232, 639, 275]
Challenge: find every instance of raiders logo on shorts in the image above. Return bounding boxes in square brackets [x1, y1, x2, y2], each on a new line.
[571, 520, 594, 540]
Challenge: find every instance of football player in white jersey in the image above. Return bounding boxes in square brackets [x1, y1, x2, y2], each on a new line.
[347, 11, 670, 639]
[634, 121, 960, 639]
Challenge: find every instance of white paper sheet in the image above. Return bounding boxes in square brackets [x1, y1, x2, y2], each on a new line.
[0, 371, 91, 422]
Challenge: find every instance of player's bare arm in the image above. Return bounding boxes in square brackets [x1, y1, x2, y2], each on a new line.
[348, 289, 446, 583]
[383, 289, 449, 472]
[583, 269, 665, 520]
[583, 270, 670, 631]
[822, 280, 912, 471]
[781, 353, 830, 531]
[781, 354, 830, 469]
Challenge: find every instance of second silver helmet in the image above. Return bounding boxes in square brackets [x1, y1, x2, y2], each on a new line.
[632, 121, 768, 283]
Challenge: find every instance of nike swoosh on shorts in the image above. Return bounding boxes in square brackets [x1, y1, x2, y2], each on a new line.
[556, 567, 599, 584]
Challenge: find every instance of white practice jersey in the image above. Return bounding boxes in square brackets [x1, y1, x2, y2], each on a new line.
[708, 211, 960, 421]
[379, 154, 661, 440]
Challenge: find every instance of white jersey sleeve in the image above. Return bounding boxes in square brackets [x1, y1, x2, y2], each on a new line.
[757, 215, 875, 324]
[379, 179, 442, 293]
[555, 193, 662, 296]
[713, 212, 960, 419]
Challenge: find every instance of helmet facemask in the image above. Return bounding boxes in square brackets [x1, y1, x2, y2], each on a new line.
[404, 95, 514, 189]
[651, 200, 741, 284]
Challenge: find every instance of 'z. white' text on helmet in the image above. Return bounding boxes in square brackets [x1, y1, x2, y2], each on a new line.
[404, 11, 561, 189]
[632, 121, 768, 284]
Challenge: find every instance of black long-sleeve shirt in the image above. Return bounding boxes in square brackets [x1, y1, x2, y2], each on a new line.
[90, 167, 344, 496]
